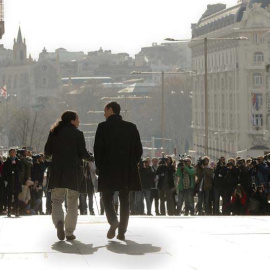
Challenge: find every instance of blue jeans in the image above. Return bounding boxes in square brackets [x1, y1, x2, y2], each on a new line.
[178, 189, 194, 215]
[79, 191, 94, 214]
[135, 189, 151, 215]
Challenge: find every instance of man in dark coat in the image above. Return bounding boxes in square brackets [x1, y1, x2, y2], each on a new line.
[2, 149, 22, 217]
[45, 110, 92, 241]
[94, 102, 143, 241]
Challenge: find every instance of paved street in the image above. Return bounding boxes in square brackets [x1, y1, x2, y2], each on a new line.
[0, 215, 270, 269]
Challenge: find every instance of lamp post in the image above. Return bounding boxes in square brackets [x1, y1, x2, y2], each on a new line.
[130, 70, 194, 151]
[165, 36, 248, 156]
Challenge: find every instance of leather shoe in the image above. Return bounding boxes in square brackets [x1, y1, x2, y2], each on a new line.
[56, 221, 65, 241]
[117, 234, 125, 241]
[107, 220, 119, 239]
[66, 235, 76, 241]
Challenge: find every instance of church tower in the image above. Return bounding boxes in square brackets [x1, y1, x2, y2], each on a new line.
[13, 27, 27, 65]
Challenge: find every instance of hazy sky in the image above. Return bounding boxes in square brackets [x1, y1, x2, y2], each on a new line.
[2, 0, 238, 59]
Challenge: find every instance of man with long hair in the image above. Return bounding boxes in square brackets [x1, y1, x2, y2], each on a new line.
[94, 102, 143, 241]
[45, 111, 92, 241]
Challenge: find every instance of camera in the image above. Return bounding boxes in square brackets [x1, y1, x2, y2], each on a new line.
[236, 184, 242, 194]
[16, 149, 26, 158]
[196, 157, 204, 167]
[227, 162, 234, 167]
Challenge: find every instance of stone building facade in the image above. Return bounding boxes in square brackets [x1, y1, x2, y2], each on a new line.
[190, 0, 270, 159]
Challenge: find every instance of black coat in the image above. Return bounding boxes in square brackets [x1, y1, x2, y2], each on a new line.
[2, 157, 22, 194]
[94, 114, 143, 192]
[44, 123, 92, 192]
[140, 166, 155, 190]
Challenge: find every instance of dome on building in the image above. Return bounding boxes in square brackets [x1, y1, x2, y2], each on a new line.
[248, 0, 270, 8]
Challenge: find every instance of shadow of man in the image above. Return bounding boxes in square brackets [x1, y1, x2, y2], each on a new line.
[106, 239, 161, 255]
[51, 240, 105, 255]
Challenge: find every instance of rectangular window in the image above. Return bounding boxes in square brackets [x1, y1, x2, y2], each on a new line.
[253, 73, 263, 86]
[252, 114, 263, 126]
[251, 93, 263, 111]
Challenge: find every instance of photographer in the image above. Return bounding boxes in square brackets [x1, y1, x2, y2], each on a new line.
[237, 159, 252, 198]
[136, 158, 155, 215]
[31, 154, 49, 215]
[249, 185, 269, 215]
[213, 157, 227, 215]
[222, 159, 239, 215]
[176, 158, 195, 216]
[156, 157, 175, 216]
[17, 148, 33, 185]
[256, 156, 270, 192]
[150, 157, 160, 216]
[79, 157, 96, 215]
[195, 156, 213, 215]
[225, 184, 248, 215]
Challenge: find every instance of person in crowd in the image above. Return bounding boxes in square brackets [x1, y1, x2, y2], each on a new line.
[94, 101, 143, 241]
[18, 148, 33, 185]
[176, 158, 195, 216]
[45, 110, 92, 241]
[167, 156, 177, 214]
[2, 149, 22, 217]
[256, 156, 270, 192]
[79, 159, 96, 215]
[195, 156, 213, 215]
[31, 154, 48, 215]
[156, 156, 175, 216]
[18, 179, 34, 215]
[225, 184, 248, 215]
[237, 158, 252, 198]
[136, 159, 155, 215]
[0, 156, 4, 215]
[222, 158, 239, 215]
[150, 157, 160, 216]
[213, 157, 227, 215]
[249, 184, 269, 215]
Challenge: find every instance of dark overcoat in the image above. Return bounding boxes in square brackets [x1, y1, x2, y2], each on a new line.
[44, 123, 91, 192]
[2, 157, 22, 194]
[94, 114, 143, 192]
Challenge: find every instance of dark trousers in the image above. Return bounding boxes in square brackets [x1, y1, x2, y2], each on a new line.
[198, 190, 211, 215]
[7, 192, 19, 213]
[79, 191, 94, 214]
[150, 189, 160, 214]
[102, 190, 130, 235]
[222, 189, 233, 215]
[129, 191, 136, 214]
[213, 187, 222, 215]
[46, 191, 52, 213]
[0, 183, 4, 213]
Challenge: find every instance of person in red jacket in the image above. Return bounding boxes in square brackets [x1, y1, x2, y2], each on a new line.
[226, 184, 248, 215]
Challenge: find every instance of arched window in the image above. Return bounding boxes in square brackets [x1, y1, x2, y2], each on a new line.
[254, 52, 264, 63]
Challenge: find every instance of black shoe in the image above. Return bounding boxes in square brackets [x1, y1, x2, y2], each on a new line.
[107, 220, 119, 239]
[56, 221, 65, 241]
[15, 212, 20, 217]
[66, 235, 76, 241]
[117, 234, 125, 241]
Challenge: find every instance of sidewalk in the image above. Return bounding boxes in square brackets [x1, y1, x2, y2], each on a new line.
[0, 215, 269, 269]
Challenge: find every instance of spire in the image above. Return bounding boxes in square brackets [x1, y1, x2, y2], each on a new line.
[17, 26, 23, 43]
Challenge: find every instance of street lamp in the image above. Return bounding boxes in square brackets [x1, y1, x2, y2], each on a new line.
[130, 70, 194, 151]
[165, 36, 248, 156]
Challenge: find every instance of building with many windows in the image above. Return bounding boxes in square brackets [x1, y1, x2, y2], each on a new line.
[190, 0, 270, 159]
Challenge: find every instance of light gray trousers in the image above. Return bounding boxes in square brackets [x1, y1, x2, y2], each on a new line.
[51, 188, 79, 237]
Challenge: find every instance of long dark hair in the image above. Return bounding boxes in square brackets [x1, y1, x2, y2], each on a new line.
[51, 110, 77, 135]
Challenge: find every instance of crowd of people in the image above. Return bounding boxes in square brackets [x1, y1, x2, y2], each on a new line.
[1, 147, 270, 217]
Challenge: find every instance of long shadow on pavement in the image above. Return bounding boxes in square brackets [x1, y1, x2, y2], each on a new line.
[51, 240, 105, 255]
[106, 240, 161, 255]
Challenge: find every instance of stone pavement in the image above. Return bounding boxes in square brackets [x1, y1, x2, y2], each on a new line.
[0, 215, 269, 269]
